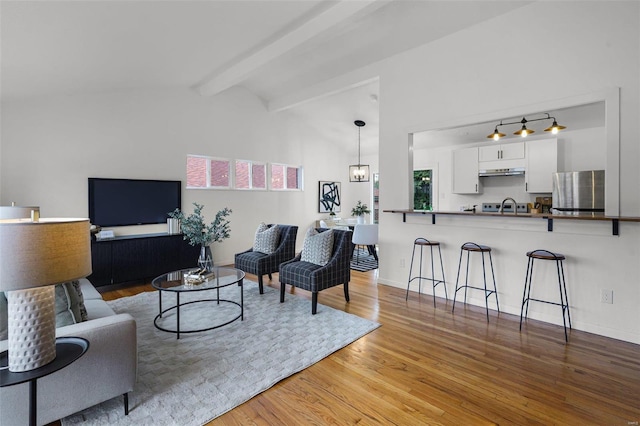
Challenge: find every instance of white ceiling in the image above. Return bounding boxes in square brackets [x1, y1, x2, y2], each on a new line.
[0, 0, 535, 155]
[0, 0, 326, 99]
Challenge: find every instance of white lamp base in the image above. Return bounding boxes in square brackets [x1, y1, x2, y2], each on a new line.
[7, 286, 56, 372]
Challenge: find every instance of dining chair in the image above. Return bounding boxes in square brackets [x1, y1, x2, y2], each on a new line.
[351, 224, 379, 263]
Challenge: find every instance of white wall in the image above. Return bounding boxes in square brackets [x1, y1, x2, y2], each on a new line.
[0, 86, 369, 265]
[376, 1, 640, 343]
[558, 127, 607, 172]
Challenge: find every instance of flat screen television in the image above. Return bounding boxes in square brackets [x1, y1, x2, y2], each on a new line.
[89, 178, 181, 227]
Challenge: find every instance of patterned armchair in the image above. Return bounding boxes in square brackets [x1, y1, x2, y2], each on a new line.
[279, 228, 352, 314]
[234, 224, 298, 294]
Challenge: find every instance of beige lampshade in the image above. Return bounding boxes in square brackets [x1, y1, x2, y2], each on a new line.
[0, 218, 92, 290]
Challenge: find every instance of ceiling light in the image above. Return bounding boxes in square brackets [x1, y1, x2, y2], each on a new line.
[489, 125, 506, 141]
[349, 120, 370, 183]
[514, 118, 534, 137]
[486, 113, 566, 141]
[544, 120, 566, 134]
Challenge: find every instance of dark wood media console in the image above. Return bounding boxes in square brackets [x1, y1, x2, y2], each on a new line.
[88, 233, 200, 287]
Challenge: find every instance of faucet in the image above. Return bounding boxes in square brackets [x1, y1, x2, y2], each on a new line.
[500, 197, 518, 214]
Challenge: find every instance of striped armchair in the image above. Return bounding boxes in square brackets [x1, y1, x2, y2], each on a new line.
[279, 228, 352, 314]
[235, 224, 298, 294]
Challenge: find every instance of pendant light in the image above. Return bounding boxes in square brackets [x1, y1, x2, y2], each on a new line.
[513, 118, 534, 137]
[489, 123, 506, 141]
[349, 120, 370, 182]
[544, 119, 566, 134]
[486, 113, 566, 141]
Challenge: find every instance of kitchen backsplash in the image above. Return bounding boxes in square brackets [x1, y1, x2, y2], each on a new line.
[446, 175, 544, 212]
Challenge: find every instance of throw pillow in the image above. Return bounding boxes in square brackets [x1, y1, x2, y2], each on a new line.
[70, 280, 88, 321]
[254, 223, 280, 254]
[55, 284, 77, 327]
[301, 228, 334, 266]
[0, 292, 7, 341]
[54, 281, 87, 327]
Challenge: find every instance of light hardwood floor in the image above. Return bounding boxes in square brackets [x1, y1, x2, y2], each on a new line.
[98, 269, 640, 425]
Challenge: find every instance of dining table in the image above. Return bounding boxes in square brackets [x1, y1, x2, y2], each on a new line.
[319, 219, 378, 261]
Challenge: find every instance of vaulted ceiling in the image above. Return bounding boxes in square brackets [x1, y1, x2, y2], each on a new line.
[1, 1, 533, 154]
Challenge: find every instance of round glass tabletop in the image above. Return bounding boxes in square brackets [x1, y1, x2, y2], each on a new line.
[151, 267, 245, 292]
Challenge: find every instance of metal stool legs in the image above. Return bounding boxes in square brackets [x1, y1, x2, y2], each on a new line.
[519, 250, 571, 342]
[452, 242, 499, 322]
[406, 238, 447, 307]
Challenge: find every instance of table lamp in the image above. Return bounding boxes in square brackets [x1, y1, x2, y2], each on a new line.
[0, 217, 91, 372]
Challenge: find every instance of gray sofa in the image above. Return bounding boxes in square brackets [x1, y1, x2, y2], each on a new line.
[0, 278, 137, 425]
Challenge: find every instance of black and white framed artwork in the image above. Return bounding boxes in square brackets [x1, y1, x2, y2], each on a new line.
[318, 181, 341, 213]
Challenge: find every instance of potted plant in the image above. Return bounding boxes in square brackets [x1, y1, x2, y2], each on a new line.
[169, 202, 232, 271]
[351, 200, 371, 224]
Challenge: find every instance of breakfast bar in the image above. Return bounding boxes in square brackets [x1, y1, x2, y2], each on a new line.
[381, 205, 640, 342]
[384, 209, 640, 235]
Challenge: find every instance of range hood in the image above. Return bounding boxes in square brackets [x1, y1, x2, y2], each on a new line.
[478, 167, 525, 177]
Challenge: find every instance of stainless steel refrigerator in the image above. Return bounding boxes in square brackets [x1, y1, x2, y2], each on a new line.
[552, 170, 605, 215]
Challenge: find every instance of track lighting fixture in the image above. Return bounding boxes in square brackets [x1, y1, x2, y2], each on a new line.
[487, 113, 566, 141]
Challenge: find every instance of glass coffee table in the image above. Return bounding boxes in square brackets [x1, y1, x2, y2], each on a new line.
[152, 267, 245, 339]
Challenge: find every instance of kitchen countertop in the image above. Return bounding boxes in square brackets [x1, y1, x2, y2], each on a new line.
[383, 209, 640, 235]
[385, 209, 640, 220]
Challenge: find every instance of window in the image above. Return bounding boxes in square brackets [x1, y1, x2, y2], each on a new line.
[186, 155, 231, 189]
[187, 156, 301, 191]
[210, 159, 230, 187]
[413, 169, 432, 210]
[373, 173, 379, 224]
[187, 156, 207, 188]
[235, 160, 266, 190]
[270, 163, 303, 191]
[252, 163, 267, 189]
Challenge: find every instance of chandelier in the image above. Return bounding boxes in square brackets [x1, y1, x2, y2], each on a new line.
[487, 113, 566, 141]
[349, 120, 370, 182]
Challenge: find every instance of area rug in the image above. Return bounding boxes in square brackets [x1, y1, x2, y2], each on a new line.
[351, 248, 378, 272]
[63, 282, 379, 425]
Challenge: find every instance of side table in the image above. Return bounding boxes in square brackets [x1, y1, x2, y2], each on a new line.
[1, 336, 89, 426]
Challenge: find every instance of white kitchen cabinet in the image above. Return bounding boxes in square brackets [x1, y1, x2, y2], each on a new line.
[479, 142, 525, 161]
[525, 138, 558, 193]
[452, 147, 481, 194]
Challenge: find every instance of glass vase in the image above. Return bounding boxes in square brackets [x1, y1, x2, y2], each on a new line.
[198, 245, 214, 272]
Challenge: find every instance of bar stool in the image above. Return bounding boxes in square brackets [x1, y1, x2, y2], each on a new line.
[452, 242, 499, 322]
[520, 249, 572, 342]
[405, 238, 447, 307]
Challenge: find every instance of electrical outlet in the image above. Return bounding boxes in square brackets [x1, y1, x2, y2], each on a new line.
[600, 289, 613, 304]
[399, 258, 405, 268]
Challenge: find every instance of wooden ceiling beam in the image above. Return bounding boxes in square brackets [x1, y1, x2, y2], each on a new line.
[193, 0, 388, 97]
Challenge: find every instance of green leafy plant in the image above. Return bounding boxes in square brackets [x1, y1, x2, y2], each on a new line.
[169, 203, 232, 246]
[351, 200, 371, 217]
[413, 169, 432, 210]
